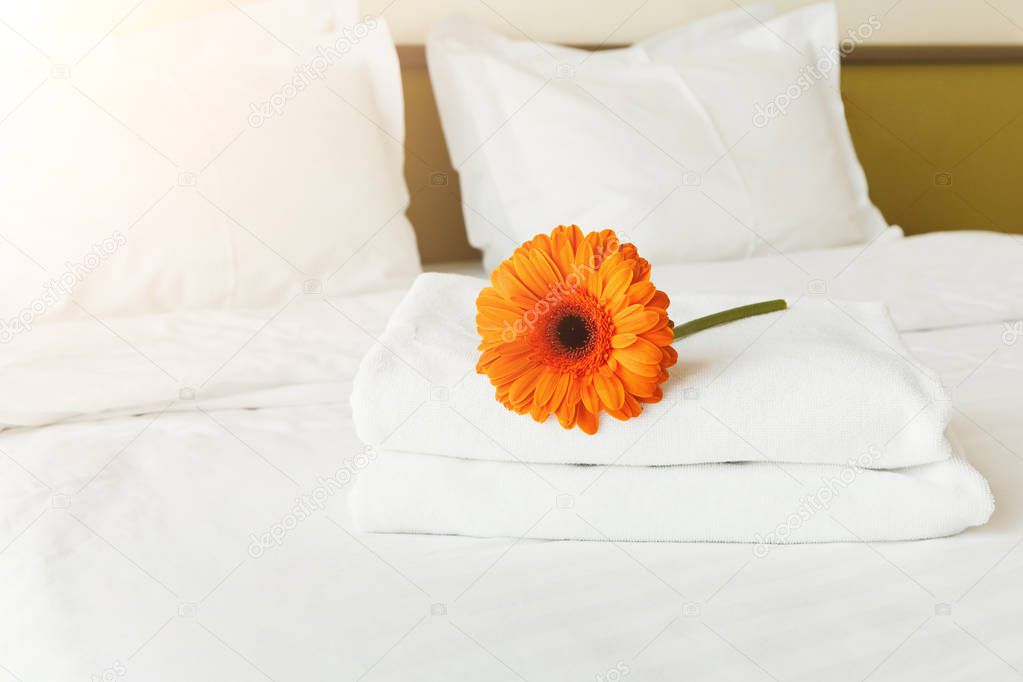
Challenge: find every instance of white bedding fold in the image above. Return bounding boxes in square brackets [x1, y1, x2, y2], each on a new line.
[352, 274, 952, 468]
[3, 231, 1019, 431]
[652, 229, 1023, 332]
[0, 288, 408, 429]
[350, 442, 994, 542]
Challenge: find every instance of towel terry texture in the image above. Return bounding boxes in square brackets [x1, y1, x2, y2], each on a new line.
[350, 274, 993, 542]
[352, 274, 951, 468]
[351, 447, 993, 542]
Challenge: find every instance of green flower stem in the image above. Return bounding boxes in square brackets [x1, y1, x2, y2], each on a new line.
[672, 299, 787, 341]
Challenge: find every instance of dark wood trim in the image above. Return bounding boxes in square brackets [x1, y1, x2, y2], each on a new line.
[396, 43, 1023, 70]
[844, 44, 1023, 63]
[396, 44, 428, 69]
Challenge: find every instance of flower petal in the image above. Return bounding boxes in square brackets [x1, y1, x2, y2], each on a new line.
[549, 373, 572, 412]
[611, 333, 637, 348]
[530, 399, 552, 423]
[660, 344, 679, 369]
[556, 398, 578, 429]
[512, 252, 549, 299]
[507, 365, 544, 403]
[614, 363, 659, 398]
[613, 306, 661, 334]
[493, 263, 538, 306]
[618, 336, 664, 364]
[576, 407, 599, 435]
[613, 348, 661, 377]
[648, 291, 670, 310]
[530, 249, 562, 287]
[534, 369, 559, 406]
[600, 264, 633, 305]
[640, 326, 674, 346]
[580, 377, 600, 414]
[638, 386, 663, 404]
[593, 373, 625, 411]
[626, 280, 656, 306]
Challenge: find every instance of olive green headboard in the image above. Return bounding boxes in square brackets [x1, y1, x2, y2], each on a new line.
[398, 45, 1023, 263]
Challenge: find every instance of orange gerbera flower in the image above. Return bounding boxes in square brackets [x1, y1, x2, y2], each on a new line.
[475, 225, 678, 434]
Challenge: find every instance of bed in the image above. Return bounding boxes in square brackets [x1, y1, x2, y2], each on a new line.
[1, 230, 1022, 681]
[3, 1, 1023, 680]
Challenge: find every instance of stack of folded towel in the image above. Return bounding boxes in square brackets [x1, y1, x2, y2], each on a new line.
[350, 274, 993, 542]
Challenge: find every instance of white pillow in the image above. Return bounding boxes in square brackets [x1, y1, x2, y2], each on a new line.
[0, 0, 419, 329]
[427, 2, 887, 272]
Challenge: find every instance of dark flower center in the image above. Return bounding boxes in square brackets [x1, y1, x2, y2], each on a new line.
[537, 298, 611, 371]
[556, 314, 591, 351]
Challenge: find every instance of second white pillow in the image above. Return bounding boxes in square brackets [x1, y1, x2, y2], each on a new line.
[428, 3, 888, 271]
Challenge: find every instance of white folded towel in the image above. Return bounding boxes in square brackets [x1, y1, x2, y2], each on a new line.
[350, 444, 993, 542]
[352, 274, 951, 468]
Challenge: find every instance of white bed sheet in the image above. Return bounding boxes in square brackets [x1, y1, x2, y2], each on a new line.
[2, 233, 1022, 681]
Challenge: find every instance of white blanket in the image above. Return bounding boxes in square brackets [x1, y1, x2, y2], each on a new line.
[351, 441, 994, 542]
[0, 289, 407, 429]
[600, 229, 1023, 333]
[1, 231, 1022, 680]
[352, 274, 952, 468]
